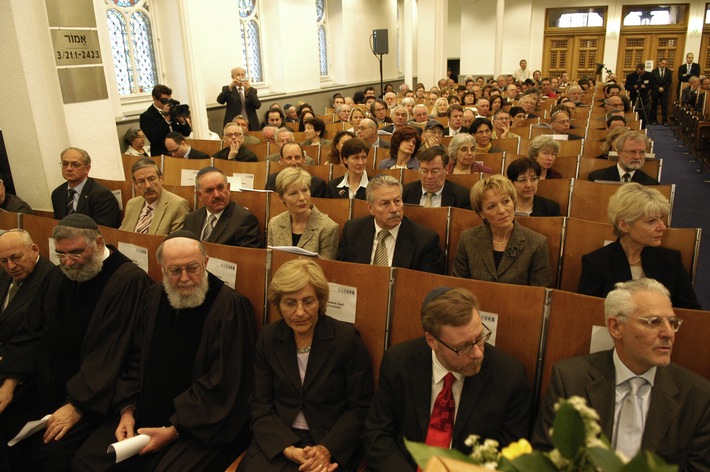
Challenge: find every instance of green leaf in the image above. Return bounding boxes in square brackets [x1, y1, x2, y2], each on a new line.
[551, 403, 586, 459]
[618, 450, 678, 472]
[403, 438, 477, 469]
[586, 447, 624, 472]
[507, 451, 559, 472]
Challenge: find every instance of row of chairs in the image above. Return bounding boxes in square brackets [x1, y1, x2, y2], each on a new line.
[4, 211, 707, 412]
[64, 178, 698, 294]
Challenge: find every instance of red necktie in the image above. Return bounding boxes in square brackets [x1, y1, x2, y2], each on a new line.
[425, 372, 456, 448]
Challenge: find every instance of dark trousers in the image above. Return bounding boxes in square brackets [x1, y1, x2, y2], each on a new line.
[651, 90, 669, 123]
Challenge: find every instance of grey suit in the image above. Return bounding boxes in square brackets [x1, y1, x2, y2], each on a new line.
[450, 221, 552, 287]
[119, 189, 190, 235]
[267, 205, 339, 259]
[533, 350, 710, 470]
[183, 201, 262, 247]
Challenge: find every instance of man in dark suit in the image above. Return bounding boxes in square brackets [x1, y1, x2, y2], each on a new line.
[337, 174, 444, 274]
[183, 167, 262, 247]
[164, 132, 210, 159]
[588, 131, 659, 185]
[363, 287, 531, 470]
[265, 143, 325, 197]
[625, 63, 653, 126]
[443, 104, 467, 136]
[0, 230, 58, 345]
[651, 58, 673, 125]
[677, 52, 700, 96]
[140, 84, 191, 157]
[533, 279, 710, 468]
[216, 66, 261, 130]
[402, 146, 471, 209]
[51, 147, 121, 228]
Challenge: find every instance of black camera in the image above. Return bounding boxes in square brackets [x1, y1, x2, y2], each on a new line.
[161, 98, 190, 119]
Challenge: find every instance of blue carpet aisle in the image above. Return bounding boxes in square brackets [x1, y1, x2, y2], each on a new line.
[647, 124, 709, 309]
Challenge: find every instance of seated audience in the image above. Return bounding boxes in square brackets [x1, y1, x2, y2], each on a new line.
[548, 108, 582, 140]
[443, 104, 467, 136]
[268, 168, 338, 259]
[506, 158, 561, 216]
[165, 132, 210, 159]
[233, 114, 261, 144]
[380, 105, 410, 135]
[534, 279, 710, 468]
[326, 138, 369, 200]
[301, 116, 332, 147]
[378, 126, 421, 170]
[490, 95, 504, 114]
[528, 134, 561, 179]
[433, 97, 449, 117]
[324, 130, 355, 166]
[363, 286, 531, 470]
[509, 106, 527, 128]
[588, 131, 659, 184]
[357, 118, 390, 149]
[578, 183, 700, 309]
[0, 179, 32, 214]
[238, 259, 373, 471]
[469, 118, 503, 153]
[596, 126, 630, 159]
[403, 146, 471, 209]
[213, 122, 258, 161]
[370, 99, 393, 126]
[348, 107, 367, 133]
[73, 233, 256, 472]
[338, 174, 443, 274]
[491, 109, 519, 139]
[265, 143, 325, 197]
[451, 174, 552, 286]
[445, 133, 494, 174]
[123, 126, 150, 157]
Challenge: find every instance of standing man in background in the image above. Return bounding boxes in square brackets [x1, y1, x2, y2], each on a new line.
[217, 67, 262, 131]
[677, 52, 700, 96]
[651, 58, 672, 125]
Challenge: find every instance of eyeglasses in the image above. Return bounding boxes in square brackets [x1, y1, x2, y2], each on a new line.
[224, 133, 243, 138]
[166, 147, 180, 155]
[620, 315, 683, 332]
[61, 161, 84, 169]
[55, 246, 90, 261]
[431, 324, 492, 356]
[516, 176, 540, 184]
[419, 168, 443, 176]
[165, 263, 202, 278]
[135, 175, 159, 186]
[281, 297, 318, 311]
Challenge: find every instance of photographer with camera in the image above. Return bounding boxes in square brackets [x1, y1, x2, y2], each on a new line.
[217, 66, 262, 130]
[140, 84, 192, 157]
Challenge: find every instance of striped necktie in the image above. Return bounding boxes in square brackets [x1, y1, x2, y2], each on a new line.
[372, 230, 390, 266]
[66, 188, 76, 215]
[135, 205, 153, 234]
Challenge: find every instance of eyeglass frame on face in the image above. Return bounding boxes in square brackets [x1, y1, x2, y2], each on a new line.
[419, 167, 443, 176]
[430, 323, 492, 356]
[224, 132, 243, 139]
[280, 296, 318, 312]
[55, 245, 91, 261]
[619, 149, 646, 157]
[61, 161, 85, 169]
[164, 262, 202, 278]
[617, 315, 683, 332]
[515, 175, 540, 184]
[135, 175, 160, 186]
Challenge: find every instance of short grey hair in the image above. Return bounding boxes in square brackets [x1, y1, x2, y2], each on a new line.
[401, 97, 415, 108]
[275, 167, 311, 196]
[448, 133, 477, 162]
[131, 157, 162, 179]
[391, 105, 410, 121]
[366, 174, 402, 204]
[604, 278, 671, 323]
[607, 182, 670, 237]
[615, 130, 649, 153]
[527, 134, 560, 159]
[61, 147, 91, 166]
[223, 122, 244, 136]
[124, 127, 143, 145]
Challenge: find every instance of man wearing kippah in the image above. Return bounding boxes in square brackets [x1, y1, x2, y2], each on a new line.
[363, 287, 531, 470]
[0, 214, 151, 471]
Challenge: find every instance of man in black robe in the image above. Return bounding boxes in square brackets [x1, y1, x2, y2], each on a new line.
[72, 231, 256, 472]
[0, 214, 151, 471]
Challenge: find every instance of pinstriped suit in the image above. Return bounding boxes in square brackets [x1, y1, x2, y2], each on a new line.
[533, 350, 710, 470]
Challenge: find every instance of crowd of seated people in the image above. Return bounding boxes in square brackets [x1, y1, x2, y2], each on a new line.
[1, 66, 708, 472]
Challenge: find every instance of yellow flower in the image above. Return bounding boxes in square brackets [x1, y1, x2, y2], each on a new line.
[501, 439, 533, 460]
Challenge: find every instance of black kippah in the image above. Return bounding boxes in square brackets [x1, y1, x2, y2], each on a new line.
[422, 286, 454, 307]
[164, 230, 200, 242]
[58, 214, 98, 229]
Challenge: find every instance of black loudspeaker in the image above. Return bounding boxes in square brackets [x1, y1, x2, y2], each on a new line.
[373, 29, 389, 55]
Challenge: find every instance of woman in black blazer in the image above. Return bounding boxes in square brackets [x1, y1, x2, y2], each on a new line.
[578, 183, 700, 309]
[326, 138, 369, 200]
[506, 157, 561, 217]
[238, 259, 374, 472]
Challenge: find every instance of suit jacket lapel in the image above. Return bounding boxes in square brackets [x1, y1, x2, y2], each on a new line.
[453, 366, 491, 443]
[302, 316, 335, 391]
[642, 367, 679, 451]
[586, 352, 617, 439]
[208, 201, 234, 242]
[408, 343, 434, 437]
[354, 217, 376, 264]
[76, 178, 92, 214]
[474, 226, 498, 280]
[298, 207, 318, 250]
[496, 222, 524, 276]
[150, 194, 169, 232]
[392, 218, 415, 268]
[411, 184, 424, 204]
[274, 321, 303, 392]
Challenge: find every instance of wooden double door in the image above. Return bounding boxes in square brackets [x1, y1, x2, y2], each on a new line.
[543, 34, 605, 80]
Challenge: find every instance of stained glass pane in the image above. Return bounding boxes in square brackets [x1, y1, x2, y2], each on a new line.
[318, 25, 328, 76]
[130, 12, 157, 94]
[238, 0, 255, 18]
[107, 9, 133, 95]
[241, 20, 263, 82]
[112, 0, 138, 6]
[316, 0, 325, 22]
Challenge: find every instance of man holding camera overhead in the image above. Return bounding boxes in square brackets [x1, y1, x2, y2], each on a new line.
[140, 84, 192, 157]
[217, 66, 262, 130]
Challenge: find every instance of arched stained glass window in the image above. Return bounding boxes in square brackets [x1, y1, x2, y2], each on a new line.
[316, 0, 329, 77]
[105, 0, 158, 96]
[238, 0, 264, 83]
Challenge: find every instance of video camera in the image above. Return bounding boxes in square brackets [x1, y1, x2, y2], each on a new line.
[159, 97, 191, 120]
